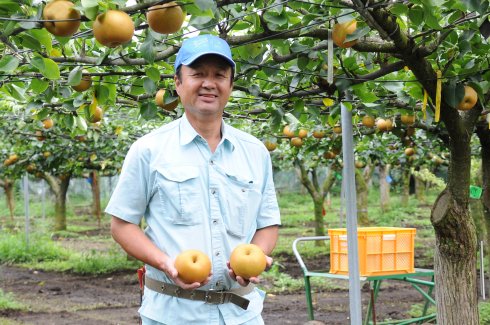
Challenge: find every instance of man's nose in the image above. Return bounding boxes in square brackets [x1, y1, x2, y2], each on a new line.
[201, 77, 216, 88]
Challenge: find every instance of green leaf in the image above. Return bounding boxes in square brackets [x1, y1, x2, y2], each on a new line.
[83, 5, 99, 21]
[140, 101, 157, 120]
[390, 3, 408, 15]
[0, 55, 19, 72]
[408, 6, 424, 26]
[194, 0, 216, 10]
[143, 77, 157, 94]
[30, 56, 45, 72]
[263, 11, 288, 27]
[68, 67, 83, 86]
[5, 84, 25, 101]
[460, 0, 482, 11]
[423, 10, 442, 30]
[75, 115, 88, 131]
[141, 33, 156, 64]
[335, 78, 352, 93]
[41, 58, 60, 80]
[146, 67, 161, 83]
[81, 0, 98, 8]
[30, 79, 49, 94]
[297, 56, 309, 70]
[63, 115, 75, 129]
[28, 29, 52, 52]
[95, 85, 110, 105]
[352, 84, 379, 103]
[442, 81, 456, 108]
[21, 33, 42, 51]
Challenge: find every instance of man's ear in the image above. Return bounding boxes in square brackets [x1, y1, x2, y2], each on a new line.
[174, 75, 181, 95]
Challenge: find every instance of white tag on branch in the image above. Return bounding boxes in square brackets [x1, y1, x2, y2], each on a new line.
[327, 28, 334, 85]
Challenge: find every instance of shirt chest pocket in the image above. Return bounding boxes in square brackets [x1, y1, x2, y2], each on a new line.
[220, 173, 262, 238]
[156, 166, 202, 226]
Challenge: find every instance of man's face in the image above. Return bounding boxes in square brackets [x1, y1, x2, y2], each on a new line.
[175, 55, 233, 119]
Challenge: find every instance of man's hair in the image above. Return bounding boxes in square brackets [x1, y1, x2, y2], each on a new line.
[175, 54, 234, 85]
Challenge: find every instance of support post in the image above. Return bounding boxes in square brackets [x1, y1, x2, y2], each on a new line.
[341, 99, 362, 324]
[23, 174, 30, 248]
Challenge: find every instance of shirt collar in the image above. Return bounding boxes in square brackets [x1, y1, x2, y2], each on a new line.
[179, 113, 237, 151]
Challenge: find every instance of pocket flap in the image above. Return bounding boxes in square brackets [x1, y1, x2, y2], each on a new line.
[157, 166, 200, 182]
[225, 172, 254, 187]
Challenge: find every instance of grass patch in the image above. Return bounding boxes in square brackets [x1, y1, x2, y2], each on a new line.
[0, 232, 69, 264]
[0, 289, 26, 311]
[479, 301, 490, 324]
[0, 232, 139, 275]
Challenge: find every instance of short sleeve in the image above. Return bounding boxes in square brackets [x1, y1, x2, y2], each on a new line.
[105, 141, 152, 224]
[256, 152, 281, 229]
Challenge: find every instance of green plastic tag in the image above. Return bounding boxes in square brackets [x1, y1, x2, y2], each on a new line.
[470, 185, 482, 199]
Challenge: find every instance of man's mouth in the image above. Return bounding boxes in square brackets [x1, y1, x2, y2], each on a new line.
[199, 94, 218, 98]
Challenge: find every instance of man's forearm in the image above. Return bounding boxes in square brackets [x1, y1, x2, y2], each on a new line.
[111, 216, 169, 271]
[251, 225, 279, 255]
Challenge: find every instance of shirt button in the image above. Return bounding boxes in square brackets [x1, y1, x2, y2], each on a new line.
[213, 220, 218, 225]
[211, 189, 216, 194]
[215, 251, 220, 256]
[216, 281, 222, 287]
[210, 160, 214, 165]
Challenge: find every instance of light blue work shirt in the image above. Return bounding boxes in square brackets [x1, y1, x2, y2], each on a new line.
[105, 114, 281, 325]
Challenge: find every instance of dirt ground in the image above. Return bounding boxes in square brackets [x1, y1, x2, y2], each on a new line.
[1, 262, 437, 325]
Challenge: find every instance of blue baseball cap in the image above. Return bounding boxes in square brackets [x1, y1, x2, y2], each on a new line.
[174, 34, 235, 71]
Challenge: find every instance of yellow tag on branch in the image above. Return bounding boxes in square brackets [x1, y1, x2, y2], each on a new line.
[435, 70, 442, 122]
[323, 98, 334, 107]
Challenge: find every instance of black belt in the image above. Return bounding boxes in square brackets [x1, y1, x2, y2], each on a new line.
[144, 275, 253, 310]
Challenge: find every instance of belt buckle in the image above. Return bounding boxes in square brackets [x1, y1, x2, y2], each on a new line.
[204, 289, 225, 304]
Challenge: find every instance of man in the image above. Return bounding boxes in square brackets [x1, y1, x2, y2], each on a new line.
[106, 34, 281, 324]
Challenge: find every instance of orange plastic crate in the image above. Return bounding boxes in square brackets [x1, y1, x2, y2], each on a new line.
[328, 227, 416, 276]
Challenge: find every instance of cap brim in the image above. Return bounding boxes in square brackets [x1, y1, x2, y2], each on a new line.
[180, 52, 235, 68]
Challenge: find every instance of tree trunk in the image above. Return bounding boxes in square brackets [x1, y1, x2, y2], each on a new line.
[294, 159, 336, 239]
[379, 164, 391, 212]
[414, 176, 426, 204]
[44, 174, 72, 231]
[400, 167, 410, 207]
[313, 195, 325, 238]
[355, 168, 369, 226]
[2, 179, 15, 221]
[90, 170, 101, 228]
[54, 192, 67, 231]
[431, 139, 478, 324]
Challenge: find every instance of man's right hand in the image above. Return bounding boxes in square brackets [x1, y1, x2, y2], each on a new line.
[160, 256, 212, 290]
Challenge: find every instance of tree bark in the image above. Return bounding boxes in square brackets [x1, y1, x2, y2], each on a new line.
[1, 178, 15, 221]
[355, 168, 369, 226]
[414, 176, 426, 204]
[90, 171, 101, 228]
[431, 136, 478, 324]
[378, 164, 391, 212]
[294, 158, 336, 239]
[400, 167, 410, 207]
[44, 173, 72, 231]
